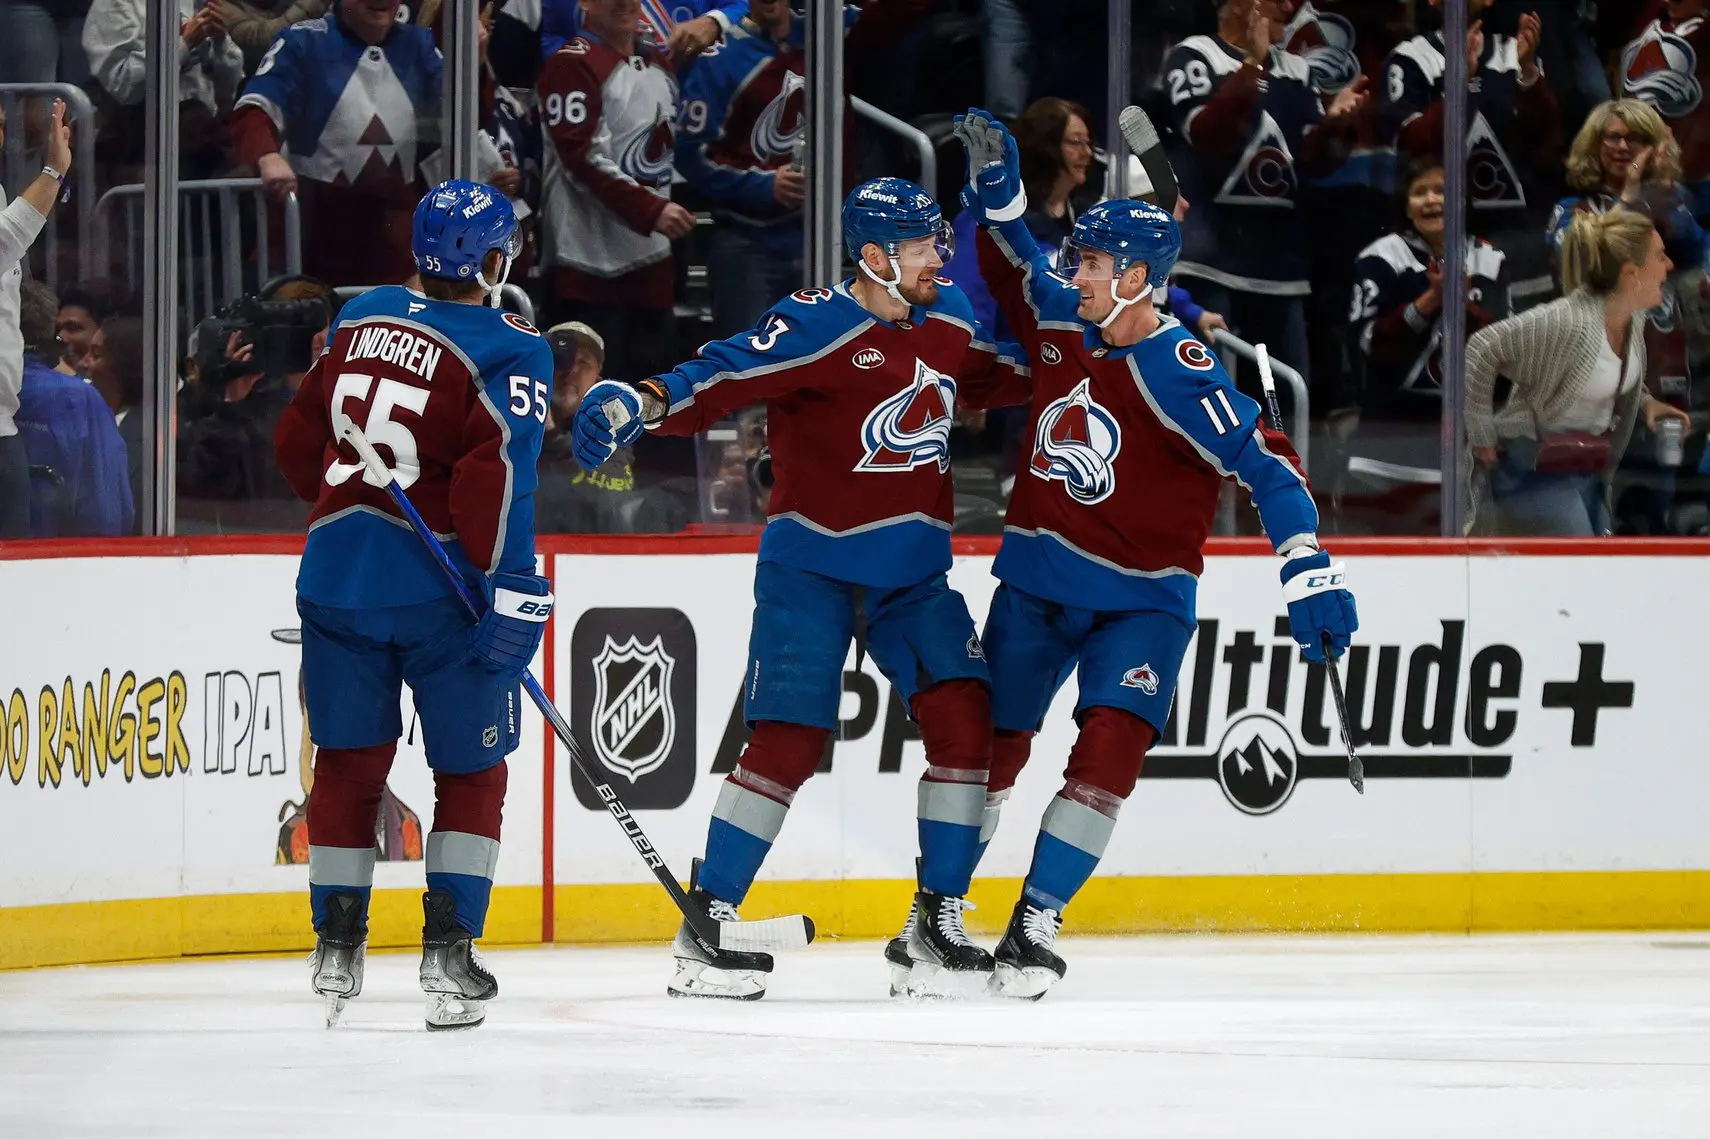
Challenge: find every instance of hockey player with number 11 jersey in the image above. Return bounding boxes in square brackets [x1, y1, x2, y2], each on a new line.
[947, 110, 1359, 999]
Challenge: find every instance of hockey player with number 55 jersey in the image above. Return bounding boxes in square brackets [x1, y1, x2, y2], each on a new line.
[274, 181, 555, 1030]
[948, 110, 1358, 999]
[571, 178, 1031, 1001]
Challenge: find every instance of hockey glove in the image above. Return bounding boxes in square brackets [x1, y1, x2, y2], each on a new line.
[572, 380, 647, 470]
[1280, 547, 1358, 664]
[470, 572, 554, 677]
[953, 107, 1025, 222]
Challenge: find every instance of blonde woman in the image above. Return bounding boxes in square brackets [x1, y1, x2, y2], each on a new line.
[1466, 209, 1690, 535]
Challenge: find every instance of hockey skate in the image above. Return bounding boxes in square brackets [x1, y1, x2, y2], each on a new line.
[903, 888, 994, 999]
[419, 890, 498, 1030]
[884, 858, 922, 997]
[308, 891, 367, 1029]
[668, 861, 773, 1000]
[990, 898, 1066, 1001]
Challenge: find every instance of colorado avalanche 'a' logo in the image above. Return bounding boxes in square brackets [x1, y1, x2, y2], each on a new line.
[1218, 112, 1297, 207]
[1622, 25, 1703, 118]
[620, 112, 677, 186]
[1466, 113, 1524, 208]
[855, 359, 958, 473]
[1029, 378, 1122, 505]
[751, 69, 806, 162]
[1285, 6, 1360, 93]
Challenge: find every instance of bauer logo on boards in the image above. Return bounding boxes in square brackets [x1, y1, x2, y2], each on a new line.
[570, 609, 697, 810]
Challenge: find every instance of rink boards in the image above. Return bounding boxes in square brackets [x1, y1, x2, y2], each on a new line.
[2, 536, 1707, 968]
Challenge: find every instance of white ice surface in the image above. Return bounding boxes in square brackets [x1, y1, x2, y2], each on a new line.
[5, 934, 1710, 1138]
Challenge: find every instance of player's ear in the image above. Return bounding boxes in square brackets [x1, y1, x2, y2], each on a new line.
[859, 242, 887, 274]
[1122, 262, 1150, 298]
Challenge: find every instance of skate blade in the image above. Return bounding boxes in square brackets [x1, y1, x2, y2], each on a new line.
[887, 961, 911, 999]
[904, 959, 994, 1001]
[990, 961, 1059, 1002]
[324, 995, 348, 1028]
[424, 992, 488, 1030]
[667, 957, 767, 1001]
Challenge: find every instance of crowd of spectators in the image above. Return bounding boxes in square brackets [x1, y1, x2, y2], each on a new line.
[0, 0, 1706, 538]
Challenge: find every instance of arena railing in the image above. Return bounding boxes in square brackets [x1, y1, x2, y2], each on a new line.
[851, 96, 936, 198]
[1211, 327, 1310, 473]
[0, 83, 98, 290]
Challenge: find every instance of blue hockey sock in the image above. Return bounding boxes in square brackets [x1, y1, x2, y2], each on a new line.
[918, 771, 985, 897]
[699, 772, 792, 904]
[309, 845, 376, 933]
[426, 831, 500, 937]
[1021, 783, 1122, 912]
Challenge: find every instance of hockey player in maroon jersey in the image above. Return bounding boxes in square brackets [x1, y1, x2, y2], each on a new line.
[537, 0, 693, 384]
[948, 110, 1357, 998]
[275, 180, 554, 1029]
[571, 178, 1031, 1000]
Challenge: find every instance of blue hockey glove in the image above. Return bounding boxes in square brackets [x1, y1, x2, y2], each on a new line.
[953, 107, 1025, 222]
[470, 572, 554, 677]
[1279, 547, 1358, 664]
[572, 380, 647, 470]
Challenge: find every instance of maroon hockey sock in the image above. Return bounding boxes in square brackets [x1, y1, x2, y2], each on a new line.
[307, 743, 397, 848]
[1065, 706, 1155, 800]
[431, 762, 508, 841]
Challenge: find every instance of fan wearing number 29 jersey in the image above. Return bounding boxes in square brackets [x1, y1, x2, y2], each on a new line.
[276, 284, 553, 611]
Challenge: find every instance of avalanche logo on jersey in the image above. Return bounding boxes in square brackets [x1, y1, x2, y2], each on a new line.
[1467, 113, 1524, 208]
[619, 111, 677, 187]
[1284, 4, 1360, 93]
[1028, 378, 1122, 505]
[856, 359, 958, 473]
[750, 70, 806, 162]
[1218, 112, 1298, 207]
[1623, 23, 1703, 118]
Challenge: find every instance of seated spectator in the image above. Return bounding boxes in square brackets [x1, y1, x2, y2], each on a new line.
[537, 0, 690, 383]
[84, 0, 244, 174]
[14, 281, 134, 536]
[1381, 0, 1560, 307]
[1465, 208, 1689, 535]
[535, 320, 685, 533]
[1345, 160, 1509, 534]
[83, 313, 147, 517]
[232, 0, 442, 286]
[1619, 0, 1710, 222]
[1164, 0, 1368, 395]
[222, 0, 329, 72]
[56, 279, 132, 376]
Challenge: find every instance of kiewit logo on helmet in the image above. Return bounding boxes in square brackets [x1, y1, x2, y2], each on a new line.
[861, 189, 901, 204]
[852, 348, 885, 370]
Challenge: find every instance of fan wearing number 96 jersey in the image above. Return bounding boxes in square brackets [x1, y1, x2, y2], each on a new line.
[274, 180, 553, 1029]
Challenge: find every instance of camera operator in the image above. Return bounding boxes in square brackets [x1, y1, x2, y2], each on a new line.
[176, 286, 328, 532]
[0, 98, 74, 539]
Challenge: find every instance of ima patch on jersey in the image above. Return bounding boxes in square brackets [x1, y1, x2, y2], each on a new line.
[1623, 22, 1704, 118]
[1028, 378, 1122, 505]
[856, 359, 958, 473]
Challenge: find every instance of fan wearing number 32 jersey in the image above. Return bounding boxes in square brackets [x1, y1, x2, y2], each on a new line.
[274, 180, 554, 1031]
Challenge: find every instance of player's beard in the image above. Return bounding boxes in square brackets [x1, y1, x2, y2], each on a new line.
[899, 274, 940, 307]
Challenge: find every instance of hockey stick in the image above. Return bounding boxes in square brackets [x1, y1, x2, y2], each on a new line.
[336, 421, 816, 955]
[1253, 343, 1366, 795]
[1117, 105, 1179, 215]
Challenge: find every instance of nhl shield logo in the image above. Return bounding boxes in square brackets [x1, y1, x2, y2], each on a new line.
[591, 635, 677, 783]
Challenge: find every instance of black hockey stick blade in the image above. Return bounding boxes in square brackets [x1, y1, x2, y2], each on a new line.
[1322, 634, 1366, 794]
[1118, 104, 1178, 214]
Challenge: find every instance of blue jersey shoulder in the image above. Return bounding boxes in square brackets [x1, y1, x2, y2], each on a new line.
[334, 289, 552, 380]
[1134, 316, 1228, 381]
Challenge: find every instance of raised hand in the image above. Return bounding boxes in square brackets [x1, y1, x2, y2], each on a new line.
[1465, 19, 1484, 74]
[1325, 75, 1371, 126]
[954, 108, 1024, 221]
[1515, 11, 1541, 74]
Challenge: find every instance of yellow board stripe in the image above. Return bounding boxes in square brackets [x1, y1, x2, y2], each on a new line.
[8, 871, 1710, 971]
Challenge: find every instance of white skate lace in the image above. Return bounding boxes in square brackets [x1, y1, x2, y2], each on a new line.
[934, 896, 977, 947]
[1021, 904, 1061, 949]
[707, 899, 741, 923]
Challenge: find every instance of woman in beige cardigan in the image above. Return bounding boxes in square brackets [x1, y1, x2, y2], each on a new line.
[1465, 209, 1690, 535]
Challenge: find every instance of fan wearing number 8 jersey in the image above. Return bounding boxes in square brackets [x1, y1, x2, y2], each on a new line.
[274, 180, 554, 1030]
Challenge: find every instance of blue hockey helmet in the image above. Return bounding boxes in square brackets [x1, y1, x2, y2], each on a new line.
[841, 178, 953, 302]
[412, 179, 522, 303]
[1060, 199, 1180, 290]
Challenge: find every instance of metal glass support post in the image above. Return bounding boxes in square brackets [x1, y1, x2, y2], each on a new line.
[448, 0, 481, 181]
[1439, 0, 1469, 536]
[1105, 0, 1132, 199]
[143, 0, 181, 536]
[803, 0, 844, 286]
